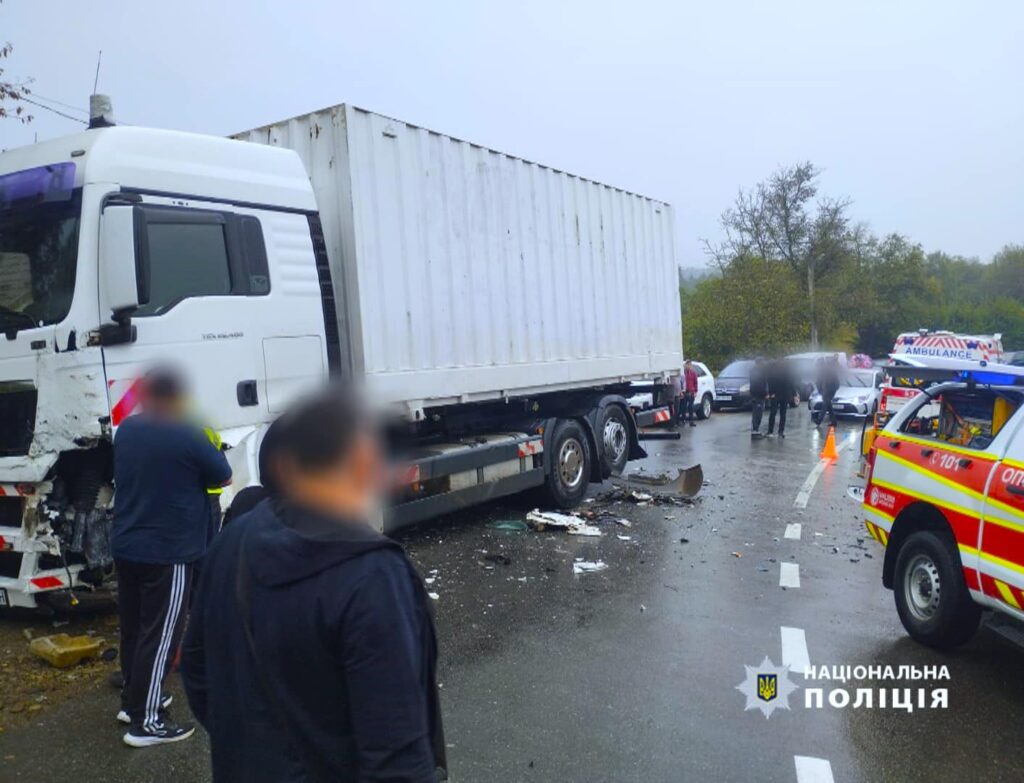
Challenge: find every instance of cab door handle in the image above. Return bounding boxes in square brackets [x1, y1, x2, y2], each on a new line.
[958, 458, 973, 469]
[921, 448, 934, 458]
[889, 441, 901, 449]
[1008, 485, 1024, 498]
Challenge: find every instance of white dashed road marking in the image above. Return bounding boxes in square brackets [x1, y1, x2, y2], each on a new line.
[794, 756, 835, 783]
[793, 433, 856, 508]
[780, 626, 810, 672]
[784, 523, 802, 540]
[779, 562, 801, 588]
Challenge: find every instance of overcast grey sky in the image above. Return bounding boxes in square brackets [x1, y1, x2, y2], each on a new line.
[3, 0, 1021, 266]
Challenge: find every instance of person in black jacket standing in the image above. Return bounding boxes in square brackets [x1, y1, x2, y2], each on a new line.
[766, 359, 798, 438]
[182, 386, 446, 783]
[112, 368, 232, 747]
[749, 358, 769, 438]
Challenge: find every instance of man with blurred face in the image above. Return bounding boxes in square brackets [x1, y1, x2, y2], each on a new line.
[112, 367, 232, 747]
[182, 386, 446, 782]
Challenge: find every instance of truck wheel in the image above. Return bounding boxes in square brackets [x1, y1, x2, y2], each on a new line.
[697, 394, 713, 420]
[894, 531, 981, 649]
[542, 419, 591, 508]
[598, 405, 629, 477]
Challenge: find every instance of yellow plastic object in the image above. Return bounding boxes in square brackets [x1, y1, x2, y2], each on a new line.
[29, 634, 104, 669]
[862, 424, 878, 457]
[993, 397, 1017, 436]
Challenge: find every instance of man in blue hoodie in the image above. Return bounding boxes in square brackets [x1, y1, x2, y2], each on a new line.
[182, 386, 446, 782]
[112, 368, 232, 747]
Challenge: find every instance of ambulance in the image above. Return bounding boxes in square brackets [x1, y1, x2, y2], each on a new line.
[881, 330, 1004, 415]
[862, 358, 1024, 648]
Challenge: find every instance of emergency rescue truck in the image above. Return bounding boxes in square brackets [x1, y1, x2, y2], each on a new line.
[862, 358, 1024, 648]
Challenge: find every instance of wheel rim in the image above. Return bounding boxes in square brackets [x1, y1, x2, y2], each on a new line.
[904, 554, 942, 621]
[558, 438, 585, 489]
[702, 396, 712, 417]
[603, 418, 627, 464]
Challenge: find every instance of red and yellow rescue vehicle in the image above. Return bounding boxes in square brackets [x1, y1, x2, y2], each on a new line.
[862, 359, 1024, 648]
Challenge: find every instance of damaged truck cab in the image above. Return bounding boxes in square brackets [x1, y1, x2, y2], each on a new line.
[0, 129, 325, 608]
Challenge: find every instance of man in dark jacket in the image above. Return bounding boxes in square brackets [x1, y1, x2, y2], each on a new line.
[182, 386, 445, 783]
[766, 360, 797, 438]
[749, 358, 769, 438]
[113, 368, 232, 746]
[817, 355, 842, 427]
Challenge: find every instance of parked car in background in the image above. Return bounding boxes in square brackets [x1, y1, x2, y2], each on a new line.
[787, 351, 850, 400]
[714, 360, 755, 410]
[810, 367, 884, 419]
[627, 361, 717, 419]
[691, 361, 717, 419]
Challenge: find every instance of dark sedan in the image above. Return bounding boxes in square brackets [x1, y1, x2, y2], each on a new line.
[713, 360, 755, 410]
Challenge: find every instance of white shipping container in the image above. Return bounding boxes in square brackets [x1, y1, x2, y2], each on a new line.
[234, 104, 681, 411]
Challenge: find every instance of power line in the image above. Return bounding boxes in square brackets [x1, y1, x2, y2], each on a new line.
[26, 91, 88, 116]
[18, 96, 88, 124]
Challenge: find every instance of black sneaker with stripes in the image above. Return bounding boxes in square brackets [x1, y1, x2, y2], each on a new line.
[123, 720, 195, 748]
[117, 693, 172, 724]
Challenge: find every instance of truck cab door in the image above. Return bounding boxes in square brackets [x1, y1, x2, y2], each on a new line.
[100, 198, 272, 431]
[979, 404, 1024, 615]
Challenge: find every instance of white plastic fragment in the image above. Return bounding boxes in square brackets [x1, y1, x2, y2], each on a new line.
[428, 592, 440, 600]
[573, 560, 608, 575]
[527, 509, 602, 537]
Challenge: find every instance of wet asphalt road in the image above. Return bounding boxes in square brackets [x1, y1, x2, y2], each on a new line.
[3, 409, 1024, 782]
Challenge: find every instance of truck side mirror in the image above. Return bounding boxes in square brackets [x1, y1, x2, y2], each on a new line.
[100, 205, 149, 321]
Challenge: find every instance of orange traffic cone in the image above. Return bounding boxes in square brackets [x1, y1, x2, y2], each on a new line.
[820, 426, 839, 462]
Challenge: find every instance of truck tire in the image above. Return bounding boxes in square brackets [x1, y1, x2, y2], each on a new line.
[598, 404, 630, 477]
[697, 394, 713, 420]
[542, 419, 591, 508]
[893, 531, 981, 649]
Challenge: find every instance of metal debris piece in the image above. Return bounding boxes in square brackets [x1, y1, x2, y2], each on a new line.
[624, 464, 704, 498]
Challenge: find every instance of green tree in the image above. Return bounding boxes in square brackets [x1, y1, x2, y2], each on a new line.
[683, 256, 809, 370]
[709, 162, 853, 348]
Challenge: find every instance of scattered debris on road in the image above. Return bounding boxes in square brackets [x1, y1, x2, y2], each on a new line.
[573, 560, 608, 575]
[487, 520, 528, 532]
[527, 509, 602, 536]
[29, 635, 104, 669]
[621, 464, 704, 498]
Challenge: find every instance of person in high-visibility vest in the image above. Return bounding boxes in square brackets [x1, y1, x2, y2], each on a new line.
[203, 426, 225, 541]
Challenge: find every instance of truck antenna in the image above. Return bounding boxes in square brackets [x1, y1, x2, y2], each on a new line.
[93, 50, 103, 94]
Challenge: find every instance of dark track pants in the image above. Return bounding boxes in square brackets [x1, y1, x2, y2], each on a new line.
[768, 398, 788, 435]
[116, 559, 192, 729]
[751, 399, 765, 431]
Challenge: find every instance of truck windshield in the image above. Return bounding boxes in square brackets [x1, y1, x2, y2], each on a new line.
[0, 191, 81, 334]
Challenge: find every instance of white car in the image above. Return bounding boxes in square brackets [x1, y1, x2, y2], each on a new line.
[810, 368, 883, 418]
[627, 361, 717, 419]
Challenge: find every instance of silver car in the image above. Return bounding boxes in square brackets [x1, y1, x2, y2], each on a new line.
[809, 368, 883, 418]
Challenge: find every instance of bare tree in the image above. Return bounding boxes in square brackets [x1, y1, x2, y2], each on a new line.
[0, 1, 33, 123]
[709, 162, 852, 348]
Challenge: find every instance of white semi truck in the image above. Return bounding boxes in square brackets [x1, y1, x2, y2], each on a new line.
[0, 101, 682, 609]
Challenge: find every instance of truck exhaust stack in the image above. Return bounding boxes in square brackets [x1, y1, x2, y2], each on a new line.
[88, 94, 115, 129]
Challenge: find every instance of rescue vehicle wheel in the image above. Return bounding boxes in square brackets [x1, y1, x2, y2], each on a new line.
[598, 404, 630, 477]
[697, 394, 713, 420]
[542, 419, 591, 508]
[894, 531, 981, 649]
